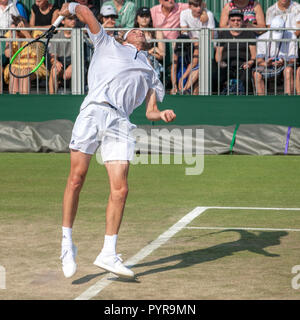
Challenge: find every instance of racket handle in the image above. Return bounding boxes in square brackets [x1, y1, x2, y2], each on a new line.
[52, 15, 65, 28]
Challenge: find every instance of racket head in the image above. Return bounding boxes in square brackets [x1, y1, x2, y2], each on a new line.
[9, 39, 47, 79]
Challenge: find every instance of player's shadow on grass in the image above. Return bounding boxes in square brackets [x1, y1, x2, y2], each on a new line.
[133, 230, 288, 278]
[72, 272, 106, 285]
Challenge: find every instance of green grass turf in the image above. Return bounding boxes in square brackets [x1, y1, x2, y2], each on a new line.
[1, 153, 300, 215]
[0, 153, 300, 299]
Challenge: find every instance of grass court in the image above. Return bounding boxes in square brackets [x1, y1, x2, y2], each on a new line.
[0, 153, 300, 299]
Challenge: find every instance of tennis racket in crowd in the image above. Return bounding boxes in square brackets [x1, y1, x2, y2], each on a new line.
[9, 15, 65, 78]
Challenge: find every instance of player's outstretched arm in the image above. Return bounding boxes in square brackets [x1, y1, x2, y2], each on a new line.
[145, 89, 176, 123]
[58, 2, 100, 34]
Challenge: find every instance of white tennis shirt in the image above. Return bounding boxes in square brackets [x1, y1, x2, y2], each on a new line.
[80, 25, 165, 117]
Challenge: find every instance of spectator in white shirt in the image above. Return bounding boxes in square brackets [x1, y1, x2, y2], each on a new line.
[253, 16, 298, 95]
[266, 0, 300, 30]
[180, 0, 215, 39]
[0, 0, 19, 36]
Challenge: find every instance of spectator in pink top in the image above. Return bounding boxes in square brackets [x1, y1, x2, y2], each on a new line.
[151, 0, 189, 39]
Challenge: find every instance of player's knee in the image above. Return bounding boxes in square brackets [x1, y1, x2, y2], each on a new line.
[69, 172, 86, 192]
[110, 185, 128, 202]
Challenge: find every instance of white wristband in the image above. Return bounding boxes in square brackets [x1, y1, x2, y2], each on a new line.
[68, 2, 79, 15]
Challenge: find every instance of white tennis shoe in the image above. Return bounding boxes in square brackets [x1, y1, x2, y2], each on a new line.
[60, 244, 77, 278]
[93, 253, 135, 279]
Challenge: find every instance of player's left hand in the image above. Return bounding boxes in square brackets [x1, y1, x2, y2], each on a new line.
[160, 110, 176, 123]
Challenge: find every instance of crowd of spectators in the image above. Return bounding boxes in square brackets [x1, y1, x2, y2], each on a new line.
[0, 0, 300, 95]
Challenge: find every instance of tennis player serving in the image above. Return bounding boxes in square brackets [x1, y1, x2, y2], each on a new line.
[59, 2, 176, 279]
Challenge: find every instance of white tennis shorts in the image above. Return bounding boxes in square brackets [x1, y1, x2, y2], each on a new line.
[69, 103, 136, 162]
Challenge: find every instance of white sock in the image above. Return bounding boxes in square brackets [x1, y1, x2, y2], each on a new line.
[62, 226, 73, 246]
[101, 234, 118, 256]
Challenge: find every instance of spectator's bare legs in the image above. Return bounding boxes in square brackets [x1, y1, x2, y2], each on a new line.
[49, 63, 62, 94]
[284, 66, 294, 95]
[20, 69, 32, 94]
[104, 161, 129, 235]
[296, 67, 300, 95]
[64, 65, 72, 81]
[183, 69, 199, 94]
[49, 63, 72, 94]
[253, 71, 264, 95]
[62, 150, 92, 228]
[9, 68, 19, 94]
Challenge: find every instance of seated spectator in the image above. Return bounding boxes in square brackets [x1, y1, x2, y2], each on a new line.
[74, 0, 99, 28]
[103, 0, 136, 28]
[253, 16, 298, 95]
[214, 9, 256, 94]
[30, 0, 59, 28]
[170, 34, 200, 95]
[219, 0, 266, 29]
[180, 0, 215, 39]
[266, 0, 300, 29]
[97, 4, 119, 39]
[48, 15, 76, 94]
[151, 0, 191, 40]
[4, 15, 48, 94]
[134, 7, 165, 78]
[0, 0, 22, 36]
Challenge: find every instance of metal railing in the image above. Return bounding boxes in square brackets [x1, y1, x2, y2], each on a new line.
[1, 26, 300, 95]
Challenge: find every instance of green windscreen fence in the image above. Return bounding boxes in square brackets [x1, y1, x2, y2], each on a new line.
[1, 95, 300, 127]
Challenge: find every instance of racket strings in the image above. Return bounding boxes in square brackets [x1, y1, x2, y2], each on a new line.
[10, 41, 46, 78]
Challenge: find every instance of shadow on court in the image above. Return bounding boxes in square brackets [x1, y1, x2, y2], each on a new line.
[72, 272, 106, 285]
[133, 230, 288, 278]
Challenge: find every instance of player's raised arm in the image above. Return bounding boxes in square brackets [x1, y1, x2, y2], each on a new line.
[145, 89, 176, 123]
[58, 2, 100, 34]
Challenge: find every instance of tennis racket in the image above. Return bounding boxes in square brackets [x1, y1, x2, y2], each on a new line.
[9, 15, 65, 78]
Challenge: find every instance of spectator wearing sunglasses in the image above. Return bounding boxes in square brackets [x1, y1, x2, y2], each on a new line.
[214, 9, 257, 94]
[98, 4, 119, 38]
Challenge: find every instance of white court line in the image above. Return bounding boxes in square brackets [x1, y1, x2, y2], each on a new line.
[205, 206, 300, 211]
[75, 206, 208, 300]
[75, 206, 300, 300]
[185, 226, 300, 232]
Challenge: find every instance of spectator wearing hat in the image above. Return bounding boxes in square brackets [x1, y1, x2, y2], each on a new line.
[214, 9, 257, 94]
[253, 16, 298, 95]
[98, 4, 119, 38]
[180, 0, 215, 39]
[104, 0, 136, 28]
[220, 0, 265, 29]
[134, 7, 165, 64]
[151, 0, 193, 40]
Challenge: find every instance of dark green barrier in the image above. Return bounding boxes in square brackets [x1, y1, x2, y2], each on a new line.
[0, 94, 300, 127]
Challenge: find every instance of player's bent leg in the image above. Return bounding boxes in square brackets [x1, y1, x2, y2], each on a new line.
[62, 149, 92, 228]
[61, 150, 92, 278]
